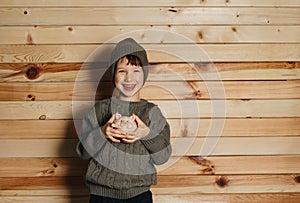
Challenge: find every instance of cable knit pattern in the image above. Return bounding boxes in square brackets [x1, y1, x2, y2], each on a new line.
[76, 97, 171, 199]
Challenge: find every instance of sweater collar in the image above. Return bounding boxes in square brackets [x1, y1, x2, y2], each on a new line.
[111, 96, 147, 107]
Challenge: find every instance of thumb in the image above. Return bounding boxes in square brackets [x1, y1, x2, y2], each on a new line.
[108, 113, 116, 123]
[133, 114, 143, 125]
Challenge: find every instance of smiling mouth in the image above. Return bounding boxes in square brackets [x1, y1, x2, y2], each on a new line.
[122, 84, 136, 91]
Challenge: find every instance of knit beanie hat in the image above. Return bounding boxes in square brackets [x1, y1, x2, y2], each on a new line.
[109, 38, 149, 85]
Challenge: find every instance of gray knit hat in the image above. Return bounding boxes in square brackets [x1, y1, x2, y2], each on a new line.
[109, 38, 149, 84]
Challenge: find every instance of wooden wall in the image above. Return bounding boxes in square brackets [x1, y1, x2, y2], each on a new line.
[0, 1, 300, 202]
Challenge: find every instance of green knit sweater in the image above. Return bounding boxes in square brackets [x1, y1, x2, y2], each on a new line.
[76, 97, 172, 199]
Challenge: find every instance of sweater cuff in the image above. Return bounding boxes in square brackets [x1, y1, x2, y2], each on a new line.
[140, 137, 166, 153]
[76, 142, 91, 160]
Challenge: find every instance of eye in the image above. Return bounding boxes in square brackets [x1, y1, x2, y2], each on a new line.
[133, 69, 141, 73]
[117, 69, 125, 73]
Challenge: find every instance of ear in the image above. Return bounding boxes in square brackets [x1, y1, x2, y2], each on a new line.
[115, 112, 122, 120]
[130, 114, 136, 121]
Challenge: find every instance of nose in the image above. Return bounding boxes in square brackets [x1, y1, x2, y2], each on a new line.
[124, 71, 133, 82]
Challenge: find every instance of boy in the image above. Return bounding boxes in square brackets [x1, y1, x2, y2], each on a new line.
[76, 38, 172, 203]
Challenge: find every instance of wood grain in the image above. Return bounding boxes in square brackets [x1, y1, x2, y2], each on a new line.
[1, 100, 299, 119]
[2, 194, 300, 203]
[1, 25, 299, 44]
[1, 62, 298, 82]
[1, 175, 299, 195]
[1, 8, 299, 26]
[1, 118, 299, 139]
[153, 193, 300, 203]
[0, 44, 299, 63]
[1, 80, 300, 101]
[1, 156, 300, 177]
[0, 0, 299, 7]
[1, 137, 300, 157]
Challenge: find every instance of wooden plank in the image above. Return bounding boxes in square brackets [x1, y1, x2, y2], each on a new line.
[0, 177, 88, 196]
[0, 157, 88, 177]
[160, 155, 300, 175]
[157, 99, 300, 118]
[1, 62, 299, 82]
[0, 63, 82, 82]
[0, 100, 299, 120]
[154, 175, 300, 194]
[0, 81, 299, 101]
[2, 194, 300, 203]
[1, 25, 300, 44]
[1, 118, 299, 139]
[153, 193, 300, 203]
[0, 196, 89, 203]
[0, 120, 77, 139]
[1, 8, 299, 26]
[1, 175, 299, 195]
[0, 44, 299, 63]
[0, 0, 299, 7]
[1, 155, 300, 177]
[1, 137, 300, 157]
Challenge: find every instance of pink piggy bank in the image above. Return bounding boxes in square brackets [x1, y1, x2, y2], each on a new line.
[114, 113, 137, 132]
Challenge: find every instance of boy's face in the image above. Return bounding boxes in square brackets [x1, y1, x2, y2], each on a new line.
[114, 57, 144, 101]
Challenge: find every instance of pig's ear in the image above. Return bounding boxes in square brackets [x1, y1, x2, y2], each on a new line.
[115, 112, 121, 120]
[130, 114, 136, 121]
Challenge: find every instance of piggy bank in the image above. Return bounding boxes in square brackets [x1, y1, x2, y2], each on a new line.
[114, 113, 137, 132]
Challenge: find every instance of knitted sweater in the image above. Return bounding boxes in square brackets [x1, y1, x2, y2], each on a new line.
[76, 97, 172, 199]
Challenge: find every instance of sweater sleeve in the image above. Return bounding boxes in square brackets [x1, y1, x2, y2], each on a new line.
[140, 106, 172, 165]
[76, 107, 108, 160]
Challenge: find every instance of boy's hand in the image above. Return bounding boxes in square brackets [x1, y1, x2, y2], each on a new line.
[101, 113, 127, 143]
[122, 114, 150, 144]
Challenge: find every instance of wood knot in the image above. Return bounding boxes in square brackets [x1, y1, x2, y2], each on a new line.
[26, 33, 34, 44]
[193, 90, 202, 98]
[25, 66, 40, 80]
[181, 124, 188, 137]
[231, 27, 237, 32]
[39, 169, 55, 176]
[168, 7, 179, 13]
[286, 62, 296, 69]
[39, 115, 47, 120]
[27, 94, 36, 101]
[294, 176, 300, 183]
[198, 31, 204, 39]
[189, 156, 215, 175]
[216, 176, 229, 187]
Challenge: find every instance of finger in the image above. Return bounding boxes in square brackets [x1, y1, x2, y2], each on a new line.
[110, 128, 126, 135]
[108, 131, 127, 140]
[108, 114, 116, 123]
[122, 138, 137, 144]
[110, 123, 121, 129]
[125, 130, 134, 136]
[124, 135, 135, 140]
[107, 135, 121, 143]
[132, 114, 141, 123]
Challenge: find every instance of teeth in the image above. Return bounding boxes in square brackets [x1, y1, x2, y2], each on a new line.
[123, 84, 135, 90]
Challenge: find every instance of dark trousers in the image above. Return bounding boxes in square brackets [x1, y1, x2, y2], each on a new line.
[89, 190, 153, 203]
